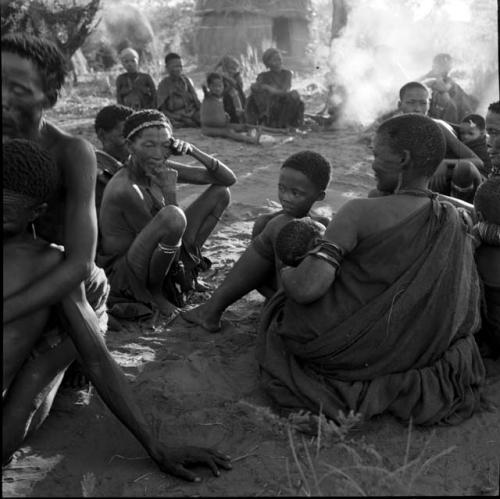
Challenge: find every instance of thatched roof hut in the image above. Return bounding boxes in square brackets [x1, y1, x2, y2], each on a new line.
[194, 0, 312, 68]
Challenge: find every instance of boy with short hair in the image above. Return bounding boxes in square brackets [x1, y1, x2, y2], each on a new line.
[201, 72, 260, 144]
[182, 151, 332, 331]
[116, 48, 156, 111]
[3, 139, 232, 478]
[94, 104, 135, 211]
[157, 53, 201, 128]
[459, 113, 492, 177]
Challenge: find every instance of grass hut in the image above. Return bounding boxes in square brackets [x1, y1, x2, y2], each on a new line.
[194, 0, 312, 68]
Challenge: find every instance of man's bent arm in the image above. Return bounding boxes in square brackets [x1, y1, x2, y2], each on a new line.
[3, 138, 98, 324]
[171, 147, 236, 186]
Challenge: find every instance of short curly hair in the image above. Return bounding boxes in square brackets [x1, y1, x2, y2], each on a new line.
[488, 101, 500, 114]
[281, 151, 332, 192]
[165, 52, 181, 66]
[377, 114, 446, 176]
[3, 139, 60, 203]
[95, 104, 134, 134]
[275, 217, 326, 267]
[206, 72, 223, 86]
[474, 177, 500, 225]
[1, 33, 67, 108]
[461, 114, 485, 131]
[123, 109, 173, 141]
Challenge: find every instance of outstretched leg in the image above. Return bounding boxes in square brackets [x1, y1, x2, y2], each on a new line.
[182, 246, 273, 332]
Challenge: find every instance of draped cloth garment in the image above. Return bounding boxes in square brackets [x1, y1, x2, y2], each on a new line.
[257, 196, 485, 425]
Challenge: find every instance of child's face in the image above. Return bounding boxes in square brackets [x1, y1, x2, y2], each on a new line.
[3, 193, 43, 236]
[121, 54, 138, 73]
[267, 52, 282, 71]
[208, 78, 224, 97]
[278, 168, 324, 218]
[167, 58, 183, 78]
[459, 123, 482, 144]
[399, 88, 430, 115]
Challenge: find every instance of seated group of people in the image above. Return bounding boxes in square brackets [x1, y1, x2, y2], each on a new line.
[3, 33, 500, 484]
[116, 46, 305, 143]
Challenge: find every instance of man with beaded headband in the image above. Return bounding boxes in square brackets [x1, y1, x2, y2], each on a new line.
[98, 109, 236, 320]
[256, 114, 485, 425]
[3, 139, 232, 480]
[2, 33, 110, 386]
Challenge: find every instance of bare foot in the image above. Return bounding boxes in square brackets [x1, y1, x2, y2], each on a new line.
[181, 304, 222, 332]
[153, 294, 180, 321]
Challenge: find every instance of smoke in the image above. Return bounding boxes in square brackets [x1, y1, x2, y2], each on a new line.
[328, 0, 499, 126]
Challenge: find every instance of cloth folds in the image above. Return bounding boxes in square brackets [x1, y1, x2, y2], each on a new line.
[257, 198, 485, 425]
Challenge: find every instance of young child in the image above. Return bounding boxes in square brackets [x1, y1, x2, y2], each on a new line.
[116, 48, 157, 111]
[275, 217, 326, 267]
[157, 53, 201, 128]
[459, 114, 492, 177]
[94, 104, 134, 212]
[473, 177, 500, 367]
[182, 151, 332, 330]
[201, 72, 260, 144]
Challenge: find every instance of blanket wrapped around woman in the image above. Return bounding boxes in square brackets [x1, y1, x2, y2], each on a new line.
[257, 196, 485, 425]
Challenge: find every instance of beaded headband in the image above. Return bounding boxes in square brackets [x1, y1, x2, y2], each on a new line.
[126, 120, 173, 141]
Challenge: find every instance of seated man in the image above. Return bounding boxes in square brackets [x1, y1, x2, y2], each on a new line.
[94, 104, 134, 212]
[257, 114, 485, 425]
[458, 114, 491, 177]
[3, 139, 232, 480]
[369, 81, 484, 197]
[157, 53, 201, 128]
[98, 110, 236, 320]
[2, 34, 110, 385]
[116, 48, 157, 111]
[245, 48, 304, 130]
[182, 151, 331, 330]
[473, 177, 500, 369]
[201, 72, 260, 145]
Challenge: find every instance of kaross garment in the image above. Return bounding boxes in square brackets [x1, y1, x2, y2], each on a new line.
[257, 196, 485, 425]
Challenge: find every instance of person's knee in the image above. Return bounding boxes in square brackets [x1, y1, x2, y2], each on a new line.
[452, 160, 475, 187]
[212, 185, 231, 208]
[156, 205, 187, 238]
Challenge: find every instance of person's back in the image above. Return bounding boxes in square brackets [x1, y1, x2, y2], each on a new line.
[258, 114, 484, 425]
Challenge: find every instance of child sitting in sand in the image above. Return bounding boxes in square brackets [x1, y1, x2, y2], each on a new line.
[275, 217, 326, 267]
[459, 114, 492, 177]
[201, 72, 260, 145]
[473, 177, 500, 373]
[116, 48, 157, 111]
[157, 53, 201, 128]
[182, 151, 332, 331]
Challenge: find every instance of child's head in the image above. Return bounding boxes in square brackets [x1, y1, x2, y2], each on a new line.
[374, 114, 446, 192]
[398, 82, 430, 115]
[95, 104, 134, 161]
[262, 48, 282, 71]
[3, 139, 60, 236]
[275, 217, 326, 267]
[278, 151, 331, 217]
[474, 177, 500, 225]
[206, 72, 224, 97]
[120, 47, 139, 73]
[459, 114, 485, 144]
[165, 52, 183, 77]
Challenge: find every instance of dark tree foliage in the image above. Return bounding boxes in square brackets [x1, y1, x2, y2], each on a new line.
[1, 0, 101, 62]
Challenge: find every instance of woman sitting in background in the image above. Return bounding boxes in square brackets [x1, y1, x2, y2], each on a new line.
[215, 55, 246, 124]
[245, 48, 304, 130]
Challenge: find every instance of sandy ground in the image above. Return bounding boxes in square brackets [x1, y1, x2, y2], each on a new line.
[3, 98, 500, 497]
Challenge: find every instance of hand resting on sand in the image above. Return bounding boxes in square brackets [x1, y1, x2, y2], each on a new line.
[150, 445, 232, 482]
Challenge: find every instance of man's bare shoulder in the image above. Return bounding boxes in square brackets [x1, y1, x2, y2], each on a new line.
[103, 169, 144, 204]
[41, 120, 96, 165]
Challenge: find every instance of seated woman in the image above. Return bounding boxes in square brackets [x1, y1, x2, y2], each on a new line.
[257, 114, 485, 426]
[214, 55, 246, 124]
[245, 48, 304, 130]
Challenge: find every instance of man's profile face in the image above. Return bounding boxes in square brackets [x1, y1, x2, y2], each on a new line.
[3, 192, 41, 237]
[398, 88, 430, 115]
[2, 51, 47, 141]
[128, 126, 173, 173]
[486, 109, 500, 169]
[167, 59, 183, 78]
[101, 120, 128, 162]
[371, 132, 404, 193]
